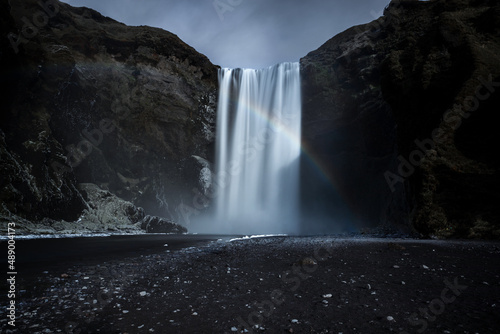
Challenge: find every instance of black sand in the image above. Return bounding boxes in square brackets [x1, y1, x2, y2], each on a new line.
[1, 236, 499, 333]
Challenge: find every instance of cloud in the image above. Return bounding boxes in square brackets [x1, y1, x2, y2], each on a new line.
[61, 0, 390, 69]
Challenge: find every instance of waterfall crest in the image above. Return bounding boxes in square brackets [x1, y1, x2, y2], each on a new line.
[214, 62, 302, 234]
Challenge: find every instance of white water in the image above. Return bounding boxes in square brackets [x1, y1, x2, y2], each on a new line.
[213, 62, 302, 234]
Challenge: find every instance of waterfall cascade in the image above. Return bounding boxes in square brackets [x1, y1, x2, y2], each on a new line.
[213, 62, 302, 234]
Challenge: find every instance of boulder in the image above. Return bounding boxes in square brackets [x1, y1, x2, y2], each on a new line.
[141, 215, 187, 234]
[78, 183, 145, 231]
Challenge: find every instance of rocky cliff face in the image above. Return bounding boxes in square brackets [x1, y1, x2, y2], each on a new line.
[301, 0, 500, 238]
[1, 0, 218, 233]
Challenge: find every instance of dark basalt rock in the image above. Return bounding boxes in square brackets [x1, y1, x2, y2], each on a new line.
[1, 0, 217, 232]
[78, 183, 145, 230]
[141, 215, 187, 234]
[301, 0, 500, 238]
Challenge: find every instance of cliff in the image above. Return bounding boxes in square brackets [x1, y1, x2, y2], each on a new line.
[301, 0, 500, 238]
[1, 0, 218, 233]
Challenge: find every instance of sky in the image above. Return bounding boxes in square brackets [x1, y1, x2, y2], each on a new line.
[61, 0, 391, 69]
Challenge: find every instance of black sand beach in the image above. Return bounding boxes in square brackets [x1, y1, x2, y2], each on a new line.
[2, 235, 499, 333]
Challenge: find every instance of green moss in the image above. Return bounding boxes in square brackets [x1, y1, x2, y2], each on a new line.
[468, 218, 500, 239]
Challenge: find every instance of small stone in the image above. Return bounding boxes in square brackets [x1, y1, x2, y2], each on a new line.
[387, 316, 395, 321]
[323, 294, 332, 298]
[422, 265, 429, 270]
[139, 291, 147, 297]
[291, 319, 299, 323]
[300, 258, 317, 266]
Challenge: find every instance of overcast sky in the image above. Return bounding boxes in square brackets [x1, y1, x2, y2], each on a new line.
[61, 0, 390, 69]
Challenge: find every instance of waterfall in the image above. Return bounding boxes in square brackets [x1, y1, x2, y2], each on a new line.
[213, 62, 302, 234]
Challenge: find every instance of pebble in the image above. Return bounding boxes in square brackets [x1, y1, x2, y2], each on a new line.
[323, 294, 332, 298]
[387, 316, 395, 321]
[140, 291, 147, 297]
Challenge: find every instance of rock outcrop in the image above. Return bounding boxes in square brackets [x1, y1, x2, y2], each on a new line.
[141, 215, 187, 234]
[1, 0, 218, 232]
[77, 183, 145, 232]
[0, 183, 144, 235]
[301, 0, 500, 238]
